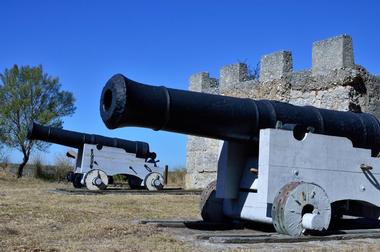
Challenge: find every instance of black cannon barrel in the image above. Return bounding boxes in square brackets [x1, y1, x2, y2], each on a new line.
[100, 74, 380, 155]
[27, 122, 155, 159]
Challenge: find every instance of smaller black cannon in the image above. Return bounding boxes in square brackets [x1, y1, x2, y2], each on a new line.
[27, 123, 166, 191]
[28, 122, 155, 159]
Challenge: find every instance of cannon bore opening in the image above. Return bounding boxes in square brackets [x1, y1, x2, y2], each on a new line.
[102, 89, 113, 113]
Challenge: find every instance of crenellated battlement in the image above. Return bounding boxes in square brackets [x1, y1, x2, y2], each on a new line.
[190, 35, 362, 94]
[186, 34, 380, 189]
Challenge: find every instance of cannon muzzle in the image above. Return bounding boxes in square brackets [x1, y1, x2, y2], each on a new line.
[28, 122, 155, 159]
[100, 74, 380, 155]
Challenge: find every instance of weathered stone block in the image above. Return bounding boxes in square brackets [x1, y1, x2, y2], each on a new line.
[220, 63, 249, 92]
[186, 135, 220, 189]
[312, 35, 354, 76]
[185, 171, 217, 190]
[259, 51, 292, 82]
[289, 86, 351, 110]
[189, 72, 218, 92]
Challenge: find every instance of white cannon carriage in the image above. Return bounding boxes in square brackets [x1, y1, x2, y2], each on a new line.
[201, 128, 380, 236]
[28, 122, 166, 191]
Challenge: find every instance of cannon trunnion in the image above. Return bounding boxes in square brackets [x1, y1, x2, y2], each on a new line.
[100, 74, 380, 236]
[28, 123, 165, 191]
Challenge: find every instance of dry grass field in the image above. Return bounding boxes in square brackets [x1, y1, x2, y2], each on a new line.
[3, 169, 380, 252]
[0, 171, 201, 251]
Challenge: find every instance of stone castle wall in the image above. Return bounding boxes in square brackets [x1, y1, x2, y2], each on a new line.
[185, 34, 380, 189]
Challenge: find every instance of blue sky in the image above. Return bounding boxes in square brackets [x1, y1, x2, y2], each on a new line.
[0, 0, 379, 168]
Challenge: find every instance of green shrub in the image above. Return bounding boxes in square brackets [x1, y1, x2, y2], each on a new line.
[33, 154, 74, 181]
[33, 155, 45, 179]
[53, 154, 74, 181]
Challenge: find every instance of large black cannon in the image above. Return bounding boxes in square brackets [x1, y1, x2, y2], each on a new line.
[100, 74, 380, 156]
[28, 122, 154, 159]
[100, 73, 380, 236]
